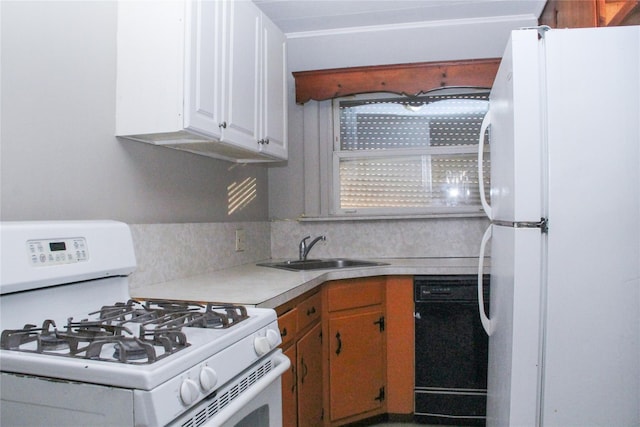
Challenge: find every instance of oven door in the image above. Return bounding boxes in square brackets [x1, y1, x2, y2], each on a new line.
[170, 351, 290, 427]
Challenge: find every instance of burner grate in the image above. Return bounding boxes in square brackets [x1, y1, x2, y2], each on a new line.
[0, 299, 250, 364]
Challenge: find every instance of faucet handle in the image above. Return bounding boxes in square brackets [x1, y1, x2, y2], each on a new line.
[299, 236, 311, 260]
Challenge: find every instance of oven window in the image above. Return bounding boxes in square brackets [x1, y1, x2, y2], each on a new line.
[234, 405, 269, 427]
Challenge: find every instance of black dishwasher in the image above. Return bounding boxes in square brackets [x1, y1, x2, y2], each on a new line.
[414, 275, 489, 426]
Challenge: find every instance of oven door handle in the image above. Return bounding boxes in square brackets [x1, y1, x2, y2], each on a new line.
[205, 350, 290, 427]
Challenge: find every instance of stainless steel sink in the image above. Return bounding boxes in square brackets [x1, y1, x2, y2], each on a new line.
[257, 258, 388, 271]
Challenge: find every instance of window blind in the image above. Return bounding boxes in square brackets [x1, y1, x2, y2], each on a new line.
[335, 92, 490, 213]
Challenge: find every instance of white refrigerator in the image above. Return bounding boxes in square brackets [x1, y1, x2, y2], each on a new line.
[477, 26, 640, 426]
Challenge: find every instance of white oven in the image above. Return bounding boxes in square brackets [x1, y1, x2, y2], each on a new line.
[0, 221, 289, 427]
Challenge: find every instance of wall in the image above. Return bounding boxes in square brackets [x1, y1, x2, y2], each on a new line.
[0, 1, 268, 224]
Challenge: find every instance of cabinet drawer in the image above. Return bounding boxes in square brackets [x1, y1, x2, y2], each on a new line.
[297, 292, 321, 331]
[278, 309, 298, 348]
[327, 277, 385, 312]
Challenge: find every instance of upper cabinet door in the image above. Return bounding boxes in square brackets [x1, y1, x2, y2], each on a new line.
[184, 0, 224, 139]
[259, 15, 288, 160]
[116, 0, 288, 163]
[222, 0, 261, 151]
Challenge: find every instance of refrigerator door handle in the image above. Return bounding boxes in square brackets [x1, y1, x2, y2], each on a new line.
[478, 110, 492, 219]
[478, 224, 493, 336]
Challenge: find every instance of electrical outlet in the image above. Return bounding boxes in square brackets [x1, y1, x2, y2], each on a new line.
[235, 229, 245, 252]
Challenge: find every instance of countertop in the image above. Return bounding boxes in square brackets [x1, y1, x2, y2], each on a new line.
[131, 257, 485, 309]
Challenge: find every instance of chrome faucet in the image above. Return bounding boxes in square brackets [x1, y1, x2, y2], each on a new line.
[299, 235, 326, 261]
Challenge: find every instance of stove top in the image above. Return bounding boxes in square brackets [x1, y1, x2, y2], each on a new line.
[0, 299, 278, 390]
[1, 299, 250, 365]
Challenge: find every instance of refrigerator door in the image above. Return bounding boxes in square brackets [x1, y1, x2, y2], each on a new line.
[485, 224, 543, 427]
[487, 29, 543, 223]
[482, 28, 547, 427]
[540, 26, 640, 427]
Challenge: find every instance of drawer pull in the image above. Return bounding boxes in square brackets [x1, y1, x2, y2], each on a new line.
[281, 328, 287, 337]
[307, 306, 316, 316]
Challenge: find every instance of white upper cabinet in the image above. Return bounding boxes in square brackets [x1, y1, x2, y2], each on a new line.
[259, 14, 287, 159]
[116, 0, 288, 163]
[183, 0, 224, 141]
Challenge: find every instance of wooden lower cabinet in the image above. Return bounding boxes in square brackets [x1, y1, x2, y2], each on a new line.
[328, 309, 385, 421]
[297, 322, 323, 426]
[323, 277, 387, 426]
[279, 276, 415, 426]
[282, 345, 298, 427]
[384, 276, 415, 415]
[278, 290, 323, 427]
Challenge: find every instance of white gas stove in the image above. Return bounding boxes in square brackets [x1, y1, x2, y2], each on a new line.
[0, 221, 289, 427]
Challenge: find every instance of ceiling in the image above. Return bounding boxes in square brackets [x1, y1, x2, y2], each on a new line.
[252, 0, 547, 34]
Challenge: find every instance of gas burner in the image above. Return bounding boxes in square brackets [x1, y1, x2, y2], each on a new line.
[141, 300, 250, 329]
[65, 319, 131, 340]
[112, 338, 151, 361]
[38, 332, 69, 351]
[201, 304, 249, 328]
[93, 300, 160, 324]
[1, 320, 56, 350]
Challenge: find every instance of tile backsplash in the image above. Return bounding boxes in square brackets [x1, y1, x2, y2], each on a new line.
[270, 217, 489, 260]
[128, 217, 489, 292]
[128, 222, 270, 292]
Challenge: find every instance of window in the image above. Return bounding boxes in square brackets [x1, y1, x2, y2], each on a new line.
[331, 89, 490, 217]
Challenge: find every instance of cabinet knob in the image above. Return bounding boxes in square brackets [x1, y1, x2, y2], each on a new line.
[218, 121, 227, 129]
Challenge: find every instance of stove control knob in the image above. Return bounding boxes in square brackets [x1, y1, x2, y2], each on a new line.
[199, 366, 218, 392]
[254, 335, 271, 356]
[254, 329, 280, 356]
[266, 328, 280, 347]
[180, 378, 200, 406]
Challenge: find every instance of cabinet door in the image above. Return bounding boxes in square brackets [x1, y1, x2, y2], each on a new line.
[222, 0, 261, 150]
[282, 345, 298, 427]
[297, 322, 323, 427]
[297, 292, 321, 332]
[258, 14, 287, 159]
[184, 0, 224, 139]
[329, 309, 385, 422]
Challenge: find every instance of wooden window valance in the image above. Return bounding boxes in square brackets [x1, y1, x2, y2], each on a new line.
[292, 58, 500, 104]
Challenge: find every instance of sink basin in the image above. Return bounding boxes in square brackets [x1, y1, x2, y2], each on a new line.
[257, 258, 388, 271]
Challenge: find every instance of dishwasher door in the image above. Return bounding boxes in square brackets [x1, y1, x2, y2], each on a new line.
[414, 275, 489, 426]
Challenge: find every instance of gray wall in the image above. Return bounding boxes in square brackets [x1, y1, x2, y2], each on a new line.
[1, 1, 269, 223]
